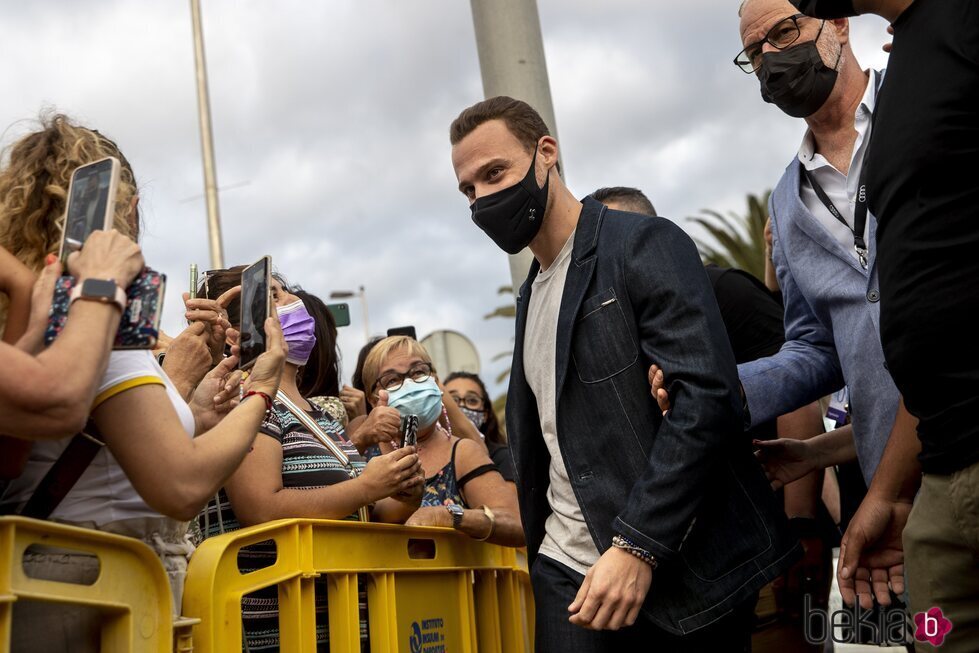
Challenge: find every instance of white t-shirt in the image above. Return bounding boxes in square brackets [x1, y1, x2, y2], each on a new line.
[2, 350, 195, 526]
[523, 231, 600, 575]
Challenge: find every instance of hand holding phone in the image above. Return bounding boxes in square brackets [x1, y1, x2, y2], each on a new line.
[65, 230, 144, 289]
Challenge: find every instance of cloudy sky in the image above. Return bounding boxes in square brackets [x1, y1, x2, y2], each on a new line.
[0, 1, 890, 397]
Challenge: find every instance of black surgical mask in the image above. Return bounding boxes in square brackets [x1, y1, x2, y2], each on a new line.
[470, 147, 549, 255]
[758, 38, 840, 118]
[789, 0, 858, 18]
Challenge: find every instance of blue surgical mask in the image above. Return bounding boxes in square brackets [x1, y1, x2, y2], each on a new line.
[386, 377, 443, 429]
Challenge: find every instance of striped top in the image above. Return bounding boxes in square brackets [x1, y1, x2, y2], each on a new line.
[198, 400, 369, 652]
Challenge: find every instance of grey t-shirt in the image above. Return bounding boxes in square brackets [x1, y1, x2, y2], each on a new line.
[523, 231, 600, 575]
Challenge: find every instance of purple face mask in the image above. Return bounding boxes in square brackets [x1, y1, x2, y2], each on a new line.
[278, 299, 317, 366]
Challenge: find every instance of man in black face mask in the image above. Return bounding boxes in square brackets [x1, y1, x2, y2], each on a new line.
[449, 96, 797, 652]
[733, 0, 920, 634]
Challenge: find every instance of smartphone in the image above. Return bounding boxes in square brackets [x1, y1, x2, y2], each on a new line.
[189, 264, 199, 300]
[400, 415, 419, 448]
[44, 269, 167, 350]
[58, 157, 121, 265]
[387, 325, 417, 340]
[326, 302, 351, 328]
[239, 256, 271, 371]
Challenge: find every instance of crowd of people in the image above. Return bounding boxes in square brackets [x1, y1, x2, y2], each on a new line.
[1, 0, 976, 651]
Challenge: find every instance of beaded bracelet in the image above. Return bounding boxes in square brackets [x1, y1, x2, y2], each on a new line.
[242, 390, 274, 419]
[612, 534, 658, 570]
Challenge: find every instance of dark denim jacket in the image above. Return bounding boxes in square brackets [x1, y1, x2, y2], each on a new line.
[506, 198, 800, 635]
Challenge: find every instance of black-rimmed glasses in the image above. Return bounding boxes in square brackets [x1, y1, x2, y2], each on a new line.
[374, 363, 435, 393]
[734, 13, 822, 73]
[450, 392, 485, 411]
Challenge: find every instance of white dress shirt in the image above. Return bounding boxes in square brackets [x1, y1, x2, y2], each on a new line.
[798, 69, 881, 261]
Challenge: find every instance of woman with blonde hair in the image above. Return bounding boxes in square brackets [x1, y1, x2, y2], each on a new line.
[0, 114, 287, 653]
[362, 336, 524, 546]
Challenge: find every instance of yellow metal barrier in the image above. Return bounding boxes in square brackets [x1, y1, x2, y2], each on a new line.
[183, 519, 534, 653]
[0, 516, 173, 653]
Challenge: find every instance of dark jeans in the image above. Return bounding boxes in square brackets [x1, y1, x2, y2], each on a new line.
[532, 554, 754, 653]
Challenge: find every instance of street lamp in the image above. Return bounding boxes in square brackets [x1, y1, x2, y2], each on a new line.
[330, 285, 370, 342]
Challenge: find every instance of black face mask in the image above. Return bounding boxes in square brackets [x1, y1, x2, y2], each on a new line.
[758, 38, 840, 118]
[470, 147, 549, 255]
[789, 0, 858, 18]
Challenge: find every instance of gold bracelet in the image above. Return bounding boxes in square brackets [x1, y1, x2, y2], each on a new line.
[475, 505, 495, 541]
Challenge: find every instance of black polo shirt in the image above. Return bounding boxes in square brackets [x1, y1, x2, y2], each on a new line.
[705, 265, 786, 440]
[867, 0, 979, 474]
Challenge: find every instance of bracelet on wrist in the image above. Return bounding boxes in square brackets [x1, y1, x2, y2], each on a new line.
[611, 534, 658, 569]
[474, 505, 496, 542]
[242, 390, 274, 419]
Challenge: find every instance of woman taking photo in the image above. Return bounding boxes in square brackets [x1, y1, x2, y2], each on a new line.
[362, 336, 524, 547]
[0, 115, 287, 653]
[199, 274, 424, 651]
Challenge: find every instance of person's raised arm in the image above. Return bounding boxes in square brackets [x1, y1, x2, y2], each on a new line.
[0, 231, 144, 439]
[0, 246, 36, 344]
[90, 317, 286, 521]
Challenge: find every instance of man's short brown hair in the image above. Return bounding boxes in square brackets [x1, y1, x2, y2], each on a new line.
[449, 96, 552, 151]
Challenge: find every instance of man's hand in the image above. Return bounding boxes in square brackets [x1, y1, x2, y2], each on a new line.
[648, 364, 671, 415]
[349, 389, 400, 453]
[753, 437, 819, 490]
[162, 322, 213, 401]
[568, 546, 653, 631]
[838, 493, 911, 610]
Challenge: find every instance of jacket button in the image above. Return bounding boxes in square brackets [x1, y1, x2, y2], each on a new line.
[867, 290, 880, 303]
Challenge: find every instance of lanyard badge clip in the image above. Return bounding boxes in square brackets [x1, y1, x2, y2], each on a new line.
[855, 245, 869, 270]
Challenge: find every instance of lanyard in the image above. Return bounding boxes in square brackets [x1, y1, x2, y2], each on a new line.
[801, 70, 881, 271]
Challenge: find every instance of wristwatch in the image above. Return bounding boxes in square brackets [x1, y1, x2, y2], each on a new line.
[445, 503, 464, 529]
[70, 278, 126, 313]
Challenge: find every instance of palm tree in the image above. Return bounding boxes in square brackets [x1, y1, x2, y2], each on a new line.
[688, 191, 771, 282]
[484, 285, 516, 433]
[484, 285, 515, 384]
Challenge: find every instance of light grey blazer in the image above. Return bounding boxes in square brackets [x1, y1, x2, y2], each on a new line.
[739, 159, 899, 483]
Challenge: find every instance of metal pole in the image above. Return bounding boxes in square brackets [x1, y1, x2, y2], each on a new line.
[359, 285, 370, 342]
[470, 0, 562, 291]
[190, 0, 225, 269]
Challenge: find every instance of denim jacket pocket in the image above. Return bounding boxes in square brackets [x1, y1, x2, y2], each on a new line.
[572, 288, 638, 383]
[678, 463, 772, 582]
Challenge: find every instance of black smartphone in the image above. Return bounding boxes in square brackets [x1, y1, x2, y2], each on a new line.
[326, 302, 351, 328]
[239, 256, 271, 371]
[44, 269, 167, 350]
[400, 415, 419, 448]
[58, 157, 121, 265]
[387, 325, 417, 340]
